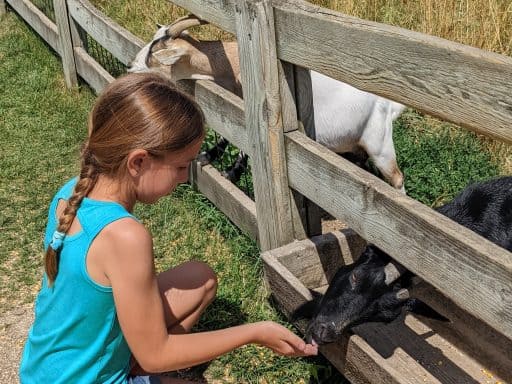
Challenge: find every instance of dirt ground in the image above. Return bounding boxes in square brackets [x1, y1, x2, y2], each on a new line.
[0, 304, 33, 382]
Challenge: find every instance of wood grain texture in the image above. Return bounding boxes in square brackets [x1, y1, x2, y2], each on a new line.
[193, 80, 249, 155]
[272, 0, 512, 143]
[67, 0, 144, 65]
[262, 237, 509, 384]
[234, 0, 295, 251]
[292, 65, 323, 236]
[191, 162, 258, 242]
[54, 0, 78, 88]
[412, 281, 512, 381]
[285, 130, 512, 340]
[73, 46, 114, 93]
[6, 0, 59, 53]
[167, 0, 236, 34]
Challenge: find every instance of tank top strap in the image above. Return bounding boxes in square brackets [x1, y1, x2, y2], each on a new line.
[55, 177, 79, 200]
[45, 178, 137, 247]
[77, 198, 137, 243]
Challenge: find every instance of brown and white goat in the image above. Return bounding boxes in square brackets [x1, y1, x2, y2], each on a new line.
[128, 15, 406, 192]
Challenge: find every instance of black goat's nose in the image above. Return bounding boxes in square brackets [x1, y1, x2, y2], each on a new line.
[317, 322, 333, 340]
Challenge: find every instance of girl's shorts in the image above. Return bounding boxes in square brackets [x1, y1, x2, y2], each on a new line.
[128, 375, 161, 384]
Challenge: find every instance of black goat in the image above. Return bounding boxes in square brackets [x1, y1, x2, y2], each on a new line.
[293, 176, 512, 345]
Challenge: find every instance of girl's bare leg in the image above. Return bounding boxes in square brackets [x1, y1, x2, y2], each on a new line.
[158, 260, 218, 333]
[130, 260, 217, 377]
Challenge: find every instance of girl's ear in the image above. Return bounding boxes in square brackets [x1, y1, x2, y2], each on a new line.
[126, 149, 150, 177]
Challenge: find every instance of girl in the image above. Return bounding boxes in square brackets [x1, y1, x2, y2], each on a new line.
[19, 72, 317, 384]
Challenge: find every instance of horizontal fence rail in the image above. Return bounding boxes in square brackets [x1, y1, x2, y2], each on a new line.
[8, 0, 60, 52]
[169, 0, 512, 144]
[285, 131, 512, 340]
[272, 0, 512, 144]
[7, 0, 512, 379]
[67, 0, 143, 66]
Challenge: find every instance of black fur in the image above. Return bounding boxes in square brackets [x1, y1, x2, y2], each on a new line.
[294, 176, 512, 345]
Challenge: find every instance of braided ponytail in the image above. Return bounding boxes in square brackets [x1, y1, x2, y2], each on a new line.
[44, 145, 99, 286]
[44, 71, 204, 286]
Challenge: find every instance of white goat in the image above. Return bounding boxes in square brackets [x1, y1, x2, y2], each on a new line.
[129, 15, 406, 192]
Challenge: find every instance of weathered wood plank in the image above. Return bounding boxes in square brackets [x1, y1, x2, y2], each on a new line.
[279, 55, 311, 240]
[67, 0, 144, 66]
[283, 232, 512, 381]
[412, 282, 512, 381]
[193, 80, 249, 155]
[234, 0, 295, 251]
[279, 229, 366, 289]
[263, 239, 509, 384]
[1, 0, 6, 16]
[73, 46, 114, 93]
[293, 65, 315, 139]
[6, 0, 60, 53]
[167, 0, 236, 34]
[273, 0, 512, 144]
[54, 0, 78, 88]
[285, 130, 512, 340]
[293, 65, 322, 236]
[191, 162, 258, 242]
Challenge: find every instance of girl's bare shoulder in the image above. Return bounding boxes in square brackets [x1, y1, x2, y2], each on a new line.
[95, 217, 153, 261]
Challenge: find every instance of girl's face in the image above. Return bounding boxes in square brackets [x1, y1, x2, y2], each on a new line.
[134, 138, 203, 204]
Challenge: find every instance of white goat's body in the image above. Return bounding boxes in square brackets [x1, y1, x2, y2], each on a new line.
[311, 71, 405, 190]
[312, 71, 390, 152]
[129, 21, 406, 191]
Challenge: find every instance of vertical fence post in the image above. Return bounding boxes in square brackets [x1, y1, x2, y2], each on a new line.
[279, 62, 324, 239]
[294, 66, 323, 236]
[54, 0, 78, 88]
[234, 0, 296, 251]
[0, 0, 6, 17]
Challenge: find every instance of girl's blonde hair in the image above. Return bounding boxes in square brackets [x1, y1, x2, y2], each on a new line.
[45, 72, 205, 285]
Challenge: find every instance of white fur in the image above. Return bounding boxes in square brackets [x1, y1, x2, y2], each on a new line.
[311, 71, 406, 191]
[129, 24, 407, 191]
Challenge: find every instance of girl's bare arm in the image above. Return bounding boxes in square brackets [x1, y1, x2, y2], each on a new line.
[99, 218, 317, 373]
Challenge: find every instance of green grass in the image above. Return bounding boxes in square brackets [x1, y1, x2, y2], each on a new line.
[394, 109, 502, 206]
[0, 10, 345, 384]
[2, 1, 510, 383]
[0, 14, 95, 302]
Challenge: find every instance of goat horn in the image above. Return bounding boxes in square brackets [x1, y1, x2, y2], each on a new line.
[167, 14, 207, 39]
[384, 261, 406, 285]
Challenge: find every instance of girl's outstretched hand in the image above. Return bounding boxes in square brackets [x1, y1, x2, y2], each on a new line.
[255, 321, 318, 357]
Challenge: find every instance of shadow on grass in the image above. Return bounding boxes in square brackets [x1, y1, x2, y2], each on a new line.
[171, 297, 248, 382]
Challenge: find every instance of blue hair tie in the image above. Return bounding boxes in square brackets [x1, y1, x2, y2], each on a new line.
[49, 230, 66, 251]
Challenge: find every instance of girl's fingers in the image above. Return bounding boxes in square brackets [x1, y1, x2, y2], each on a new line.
[303, 343, 318, 355]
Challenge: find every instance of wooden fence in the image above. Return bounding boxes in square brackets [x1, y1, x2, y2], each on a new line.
[5, 0, 512, 382]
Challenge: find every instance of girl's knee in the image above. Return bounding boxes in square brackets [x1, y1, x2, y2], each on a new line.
[185, 260, 218, 299]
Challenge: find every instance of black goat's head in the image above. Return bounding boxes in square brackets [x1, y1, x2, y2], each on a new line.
[292, 246, 443, 345]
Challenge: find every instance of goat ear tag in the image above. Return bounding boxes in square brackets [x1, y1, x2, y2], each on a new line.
[152, 48, 185, 65]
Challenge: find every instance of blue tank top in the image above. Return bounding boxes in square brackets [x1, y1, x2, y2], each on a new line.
[20, 178, 136, 384]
